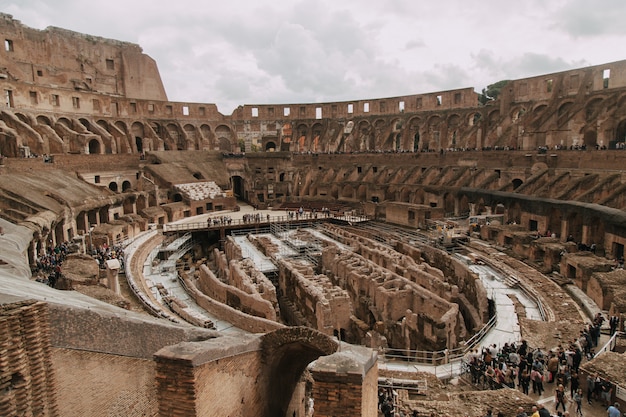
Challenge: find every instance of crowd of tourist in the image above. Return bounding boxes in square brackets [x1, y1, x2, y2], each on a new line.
[32, 240, 125, 288]
[92, 243, 125, 271]
[462, 314, 622, 417]
[32, 241, 70, 288]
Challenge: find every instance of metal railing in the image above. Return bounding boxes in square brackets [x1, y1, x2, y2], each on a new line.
[163, 213, 370, 233]
[380, 314, 498, 366]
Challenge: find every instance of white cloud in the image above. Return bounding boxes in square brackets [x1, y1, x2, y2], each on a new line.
[1, 0, 625, 113]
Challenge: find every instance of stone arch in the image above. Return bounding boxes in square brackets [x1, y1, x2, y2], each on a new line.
[166, 123, 186, 150]
[136, 194, 147, 213]
[57, 117, 72, 128]
[458, 194, 470, 216]
[183, 124, 199, 150]
[356, 120, 371, 152]
[265, 141, 276, 151]
[123, 195, 135, 214]
[557, 101, 574, 126]
[585, 97, 604, 121]
[400, 187, 411, 203]
[615, 118, 626, 147]
[487, 109, 500, 126]
[469, 112, 482, 127]
[447, 113, 461, 128]
[426, 115, 442, 150]
[36, 115, 52, 126]
[341, 184, 354, 199]
[475, 198, 486, 215]
[108, 181, 118, 192]
[356, 184, 367, 200]
[200, 124, 214, 149]
[532, 104, 548, 115]
[260, 327, 338, 417]
[414, 188, 425, 205]
[582, 129, 598, 148]
[512, 178, 523, 190]
[88, 138, 102, 154]
[373, 119, 386, 150]
[510, 106, 526, 123]
[215, 125, 233, 152]
[443, 192, 455, 215]
[406, 117, 422, 151]
[131, 122, 145, 153]
[122, 180, 132, 192]
[311, 122, 323, 152]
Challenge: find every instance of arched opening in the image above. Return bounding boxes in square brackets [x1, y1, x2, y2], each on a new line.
[400, 188, 411, 203]
[548, 208, 562, 238]
[135, 137, 143, 153]
[586, 216, 605, 252]
[566, 212, 583, 243]
[260, 328, 338, 417]
[122, 180, 132, 192]
[508, 202, 522, 224]
[512, 178, 523, 189]
[231, 176, 244, 199]
[136, 195, 147, 212]
[265, 141, 276, 152]
[341, 185, 354, 199]
[413, 132, 420, 152]
[172, 193, 183, 202]
[583, 130, 598, 148]
[356, 184, 367, 201]
[615, 119, 626, 148]
[88, 139, 101, 154]
[443, 193, 455, 215]
[108, 182, 118, 192]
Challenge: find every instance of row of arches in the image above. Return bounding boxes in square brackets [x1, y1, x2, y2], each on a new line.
[5, 89, 626, 158]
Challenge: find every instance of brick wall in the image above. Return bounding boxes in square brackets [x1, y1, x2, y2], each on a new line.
[52, 348, 157, 417]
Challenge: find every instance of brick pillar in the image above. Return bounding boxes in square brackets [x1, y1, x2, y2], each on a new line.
[154, 355, 197, 417]
[310, 344, 378, 417]
[0, 299, 59, 417]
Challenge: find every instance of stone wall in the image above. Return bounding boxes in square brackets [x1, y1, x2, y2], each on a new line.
[195, 263, 276, 320]
[277, 259, 352, 336]
[48, 303, 215, 359]
[321, 246, 462, 351]
[180, 269, 282, 334]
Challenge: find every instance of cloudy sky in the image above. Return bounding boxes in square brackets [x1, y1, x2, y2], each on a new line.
[2, 0, 626, 114]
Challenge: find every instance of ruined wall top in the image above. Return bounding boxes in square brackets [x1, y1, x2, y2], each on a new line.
[0, 13, 167, 101]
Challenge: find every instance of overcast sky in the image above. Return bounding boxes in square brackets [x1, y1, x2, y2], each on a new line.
[2, 0, 626, 114]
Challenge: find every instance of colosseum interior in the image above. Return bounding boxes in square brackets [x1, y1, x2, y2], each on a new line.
[0, 12, 626, 417]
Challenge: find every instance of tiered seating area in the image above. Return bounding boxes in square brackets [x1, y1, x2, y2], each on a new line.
[175, 181, 225, 201]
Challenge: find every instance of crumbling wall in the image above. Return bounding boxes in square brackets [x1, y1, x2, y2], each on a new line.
[195, 264, 276, 321]
[278, 260, 352, 336]
[322, 247, 462, 351]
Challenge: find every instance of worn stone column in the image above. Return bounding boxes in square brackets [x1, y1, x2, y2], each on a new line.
[105, 259, 121, 295]
[310, 344, 378, 417]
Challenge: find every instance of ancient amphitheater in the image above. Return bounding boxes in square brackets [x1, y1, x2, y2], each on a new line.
[0, 12, 625, 417]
